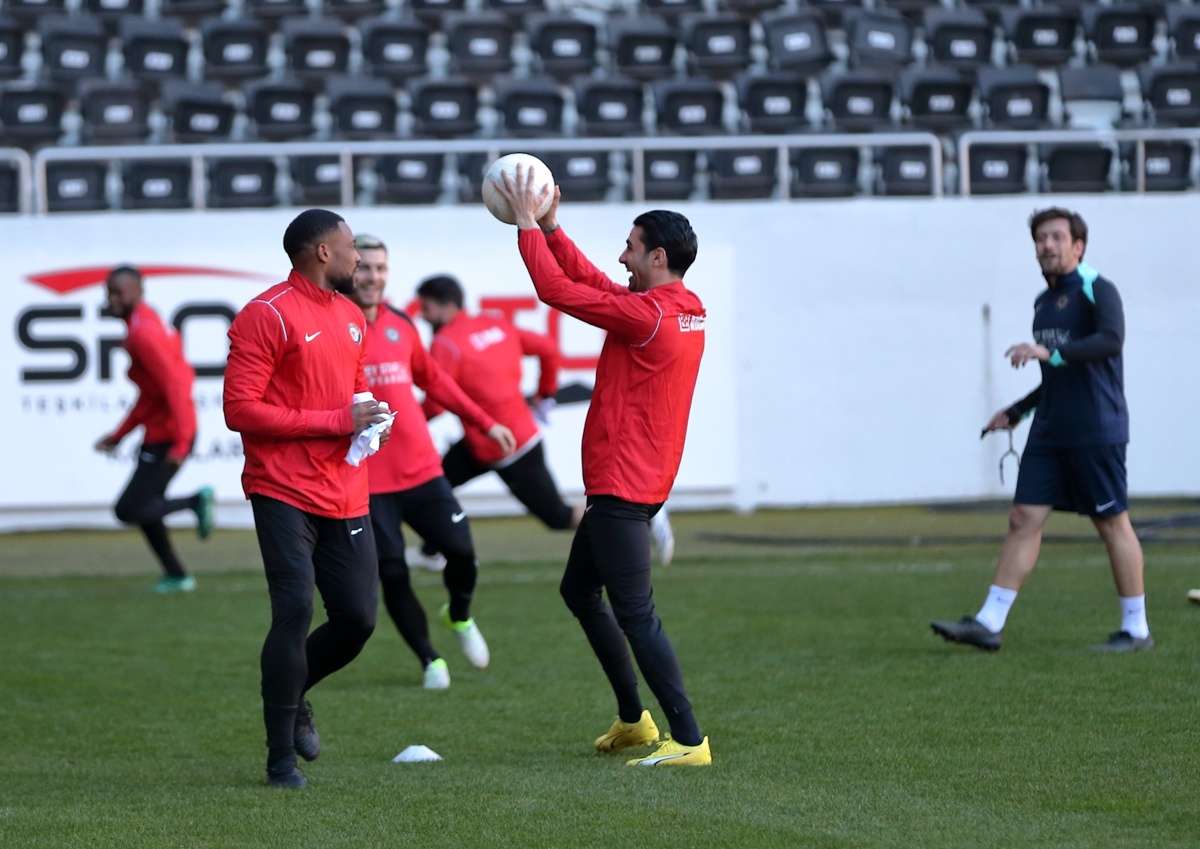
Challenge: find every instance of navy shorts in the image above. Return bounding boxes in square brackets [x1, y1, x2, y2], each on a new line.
[1013, 442, 1128, 518]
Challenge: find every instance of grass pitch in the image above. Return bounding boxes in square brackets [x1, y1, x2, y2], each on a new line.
[2, 503, 1199, 849]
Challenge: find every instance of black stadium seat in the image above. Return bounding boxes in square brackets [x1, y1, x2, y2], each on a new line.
[160, 0, 226, 23]
[790, 146, 860, 197]
[0, 82, 65, 144]
[540, 150, 613, 202]
[408, 76, 479, 137]
[374, 153, 445, 204]
[923, 7, 993, 75]
[978, 64, 1050, 128]
[609, 15, 678, 81]
[203, 18, 271, 81]
[821, 69, 895, 131]
[1058, 63, 1127, 129]
[1138, 61, 1200, 126]
[121, 18, 190, 87]
[1121, 140, 1193, 190]
[874, 145, 935, 196]
[900, 65, 974, 131]
[735, 70, 808, 133]
[573, 76, 645, 136]
[123, 161, 192, 210]
[326, 75, 398, 140]
[484, 0, 545, 21]
[761, 9, 833, 77]
[1167, 5, 1200, 61]
[409, 0, 466, 26]
[291, 155, 352, 205]
[681, 13, 753, 79]
[162, 80, 236, 142]
[208, 157, 278, 208]
[84, 0, 144, 32]
[246, 0, 307, 25]
[708, 147, 777, 200]
[245, 77, 317, 140]
[642, 150, 697, 200]
[966, 144, 1029, 194]
[1002, 7, 1079, 67]
[46, 161, 109, 212]
[1083, 5, 1155, 67]
[284, 18, 352, 82]
[653, 77, 725, 135]
[527, 14, 597, 80]
[4, 0, 68, 27]
[359, 16, 430, 82]
[78, 80, 151, 143]
[324, 0, 387, 21]
[444, 12, 514, 77]
[1040, 143, 1114, 192]
[642, 0, 705, 20]
[38, 15, 107, 86]
[845, 9, 914, 69]
[494, 75, 565, 137]
[0, 16, 25, 81]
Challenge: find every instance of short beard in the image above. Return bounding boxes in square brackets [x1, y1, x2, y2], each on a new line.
[330, 274, 357, 295]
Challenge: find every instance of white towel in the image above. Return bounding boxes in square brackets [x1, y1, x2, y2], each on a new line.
[345, 392, 394, 467]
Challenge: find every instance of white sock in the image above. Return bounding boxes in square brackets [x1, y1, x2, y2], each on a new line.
[975, 585, 1018, 633]
[1119, 594, 1150, 639]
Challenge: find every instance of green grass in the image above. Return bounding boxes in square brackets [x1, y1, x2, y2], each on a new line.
[2, 504, 1199, 848]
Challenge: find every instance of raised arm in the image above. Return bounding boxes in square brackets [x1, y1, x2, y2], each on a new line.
[223, 302, 354, 438]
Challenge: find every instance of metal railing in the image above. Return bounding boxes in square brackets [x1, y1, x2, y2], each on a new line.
[1, 148, 34, 215]
[959, 127, 1200, 195]
[30, 132, 945, 213]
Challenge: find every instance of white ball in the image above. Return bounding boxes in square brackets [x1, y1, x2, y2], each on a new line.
[481, 153, 555, 225]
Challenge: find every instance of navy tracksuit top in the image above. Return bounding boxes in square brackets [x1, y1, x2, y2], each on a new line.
[1009, 263, 1130, 448]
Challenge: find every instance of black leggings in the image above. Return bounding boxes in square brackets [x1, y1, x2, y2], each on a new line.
[250, 495, 379, 768]
[559, 495, 702, 746]
[113, 442, 197, 578]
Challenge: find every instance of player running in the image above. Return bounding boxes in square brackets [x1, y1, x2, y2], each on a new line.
[95, 265, 213, 593]
[492, 167, 711, 766]
[350, 235, 515, 689]
[932, 207, 1151, 653]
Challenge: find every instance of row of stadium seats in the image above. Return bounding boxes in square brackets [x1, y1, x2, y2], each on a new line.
[7, 138, 1196, 214]
[2, 62, 1197, 146]
[3, 6, 1200, 95]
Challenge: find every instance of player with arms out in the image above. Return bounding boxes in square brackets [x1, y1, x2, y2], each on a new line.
[932, 207, 1151, 653]
[350, 235, 515, 690]
[95, 265, 213, 593]
[224, 209, 391, 789]
[491, 166, 711, 766]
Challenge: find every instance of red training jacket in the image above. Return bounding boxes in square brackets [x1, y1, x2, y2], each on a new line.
[223, 270, 370, 519]
[517, 227, 705, 504]
[423, 310, 559, 466]
[110, 301, 197, 461]
[363, 306, 496, 494]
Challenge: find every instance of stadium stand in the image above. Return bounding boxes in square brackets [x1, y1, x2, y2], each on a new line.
[0, 0, 1193, 212]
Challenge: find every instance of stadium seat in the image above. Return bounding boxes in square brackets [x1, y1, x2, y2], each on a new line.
[484, 0, 546, 21]
[874, 0, 942, 24]
[202, 19, 271, 81]
[874, 145, 935, 195]
[789, 146, 861, 197]
[0, 16, 25, 81]
[326, 75, 398, 140]
[1138, 61, 1200, 126]
[38, 15, 107, 86]
[122, 160, 192, 210]
[1083, 5, 1156, 67]
[1039, 143, 1115, 192]
[922, 8, 993, 75]
[845, 9, 914, 69]
[681, 13, 753, 79]
[805, 0, 864, 29]
[1167, 5, 1200, 61]
[1058, 63, 1127, 129]
[409, 0, 467, 26]
[1002, 7, 1079, 67]
[283, 18, 352, 82]
[290, 155, 351, 205]
[494, 75, 565, 137]
[246, 0, 307, 25]
[642, 0, 705, 19]
[45, 161, 109, 212]
[978, 64, 1050, 128]
[408, 76, 479, 137]
[965, 144, 1029, 194]
[374, 153, 445, 204]
[323, 0, 387, 21]
[899, 66, 974, 131]
[735, 70, 808, 133]
[444, 12, 514, 77]
[609, 15, 678, 81]
[719, 0, 785, 16]
[652, 77, 726, 135]
[162, 80, 236, 142]
[820, 69, 896, 131]
[708, 147, 778, 200]
[642, 150, 697, 200]
[208, 157, 278, 208]
[84, 0, 144, 33]
[960, 0, 1020, 26]
[4, 0, 67, 27]
[1120, 140, 1193, 190]
[245, 78, 317, 140]
[761, 9, 833, 77]
[455, 151, 491, 203]
[359, 16, 430, 83]
[160, 0, 226, 23]
[121, 18, 190, 88]
[573, 76, 645, 136]
[0, 82, 65, 144]
[527, 14, 598, 80]
[0, 161, 20, 212]
[78, 80, 151, 143]
[540, 150, 613, 201]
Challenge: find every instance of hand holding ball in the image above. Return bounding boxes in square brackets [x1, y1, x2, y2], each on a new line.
[481, 153, 555, 225]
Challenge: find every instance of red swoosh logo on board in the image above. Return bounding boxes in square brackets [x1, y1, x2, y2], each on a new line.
[26, 265, 274, 295]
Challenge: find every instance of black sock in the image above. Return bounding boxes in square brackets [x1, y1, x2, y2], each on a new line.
[379, 558, 438, 664]
[617, 687, 644, 725]
[141, 521, 187, 578]
[442, 553, 478, 623]
[665, 709, 702, 747]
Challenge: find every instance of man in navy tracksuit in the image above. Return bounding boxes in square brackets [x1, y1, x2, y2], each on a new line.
[932, 207, 1151, 653]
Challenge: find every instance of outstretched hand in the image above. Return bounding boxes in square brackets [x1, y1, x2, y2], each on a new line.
[495, 164, 555, 230]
